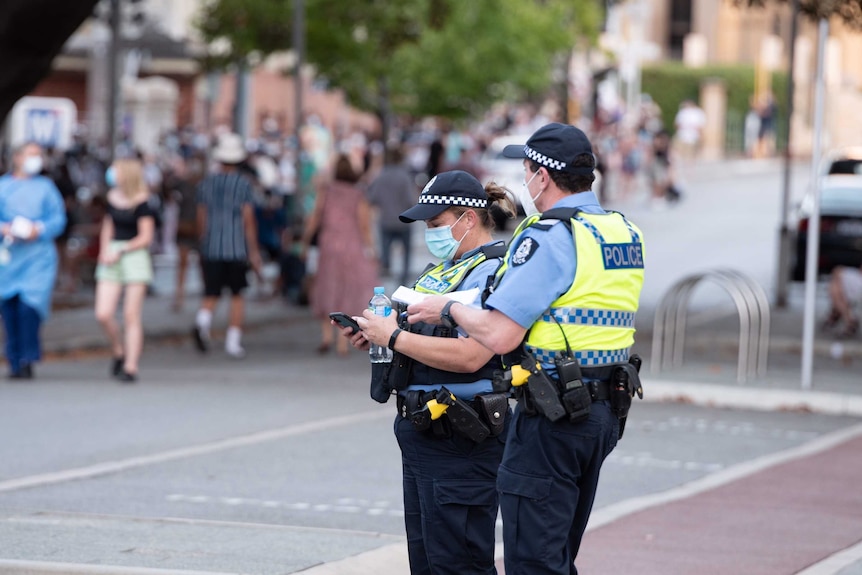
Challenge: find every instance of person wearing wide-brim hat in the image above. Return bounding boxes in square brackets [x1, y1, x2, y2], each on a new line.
[339, 170, 518, 574]
[211, 132, 248, 165]
[404, 123, 647, 573]
[192, 133, 263, 359]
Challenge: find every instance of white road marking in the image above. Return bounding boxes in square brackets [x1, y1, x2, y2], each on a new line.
[2, 509, 404, 539]
[638, 417, 819, 441]
[796, 540, 862, 575]
[166, 493, 405, 518]
[0, 560, 227, 574]
[0, 410, 391, 494]
[607, 450, 724, 472]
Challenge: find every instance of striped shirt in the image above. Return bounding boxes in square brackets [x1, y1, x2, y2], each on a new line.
[197, 172, 255, 261]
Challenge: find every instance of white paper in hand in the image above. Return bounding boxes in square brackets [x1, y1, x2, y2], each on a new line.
[391, 285, 480, 307]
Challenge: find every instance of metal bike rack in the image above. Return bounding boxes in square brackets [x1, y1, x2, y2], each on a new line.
[650, 269, 771, 383]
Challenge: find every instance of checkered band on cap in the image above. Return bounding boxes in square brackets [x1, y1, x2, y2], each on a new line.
[524, 145, 567, 171]
[418, 194, 489, 208]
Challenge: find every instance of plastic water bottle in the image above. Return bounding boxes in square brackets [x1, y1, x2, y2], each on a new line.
[369, 286, 393, 363]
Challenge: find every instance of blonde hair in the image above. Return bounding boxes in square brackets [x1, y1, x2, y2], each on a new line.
[113, 158, 150, 201]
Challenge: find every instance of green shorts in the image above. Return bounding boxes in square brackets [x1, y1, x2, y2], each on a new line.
[95, 241, 153, 285]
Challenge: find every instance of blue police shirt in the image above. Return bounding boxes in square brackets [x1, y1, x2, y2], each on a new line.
[485, 192, 607, 373]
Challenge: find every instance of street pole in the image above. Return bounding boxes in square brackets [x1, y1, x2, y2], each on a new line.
[233, 59, 250, 139]
[775, 0, 799, 309]
[293, 0, 305, 224]
[107, 0, 120, 161]
[801, 17, 829, 391]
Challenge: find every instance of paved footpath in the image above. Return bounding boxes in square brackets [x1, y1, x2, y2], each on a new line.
[574, 424, 862, 575]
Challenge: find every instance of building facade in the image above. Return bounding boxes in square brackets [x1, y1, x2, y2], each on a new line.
[627, 0, 862, 152]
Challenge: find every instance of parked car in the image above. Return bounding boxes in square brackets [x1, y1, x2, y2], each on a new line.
[821, 146, 862, 176]
[792, 174, 862, 281]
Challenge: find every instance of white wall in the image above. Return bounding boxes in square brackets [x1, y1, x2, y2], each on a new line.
[144, 0, 201, 40]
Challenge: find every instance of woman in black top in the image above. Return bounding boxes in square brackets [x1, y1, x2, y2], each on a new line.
[94, 158, 155, 382]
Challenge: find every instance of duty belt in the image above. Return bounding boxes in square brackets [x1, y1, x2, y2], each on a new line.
[396, 389, 509, 442]
[510, 356, 643, 440]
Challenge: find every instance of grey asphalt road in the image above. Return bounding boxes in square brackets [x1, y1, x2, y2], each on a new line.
[1, 320, 860, 574]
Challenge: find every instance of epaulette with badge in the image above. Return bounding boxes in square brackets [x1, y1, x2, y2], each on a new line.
[531, 221, 557, 231]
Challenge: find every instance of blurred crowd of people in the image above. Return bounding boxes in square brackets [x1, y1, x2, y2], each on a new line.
[2, 95, 755, 377]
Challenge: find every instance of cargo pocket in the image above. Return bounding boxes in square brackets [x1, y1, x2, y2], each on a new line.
[426, 479, 499, 568]
[497, 465, 553, 564]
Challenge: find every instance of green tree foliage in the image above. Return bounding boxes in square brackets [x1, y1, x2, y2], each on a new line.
[393, 0, 601, 118]
[196, 0, 602, 121]
[197, 0, 293, 68]
[737, 0, 862, 28]
[302, 0, 433, 116]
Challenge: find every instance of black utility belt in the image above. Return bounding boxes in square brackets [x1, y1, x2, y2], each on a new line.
[514, 376, 609, 423]
[397, 388, 509, 443]
[513, 356, 643, 432]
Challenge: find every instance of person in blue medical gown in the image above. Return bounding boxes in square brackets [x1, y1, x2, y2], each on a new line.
[0, 142, 67, 379]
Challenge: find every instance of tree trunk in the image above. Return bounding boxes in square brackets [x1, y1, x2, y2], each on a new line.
[377, 76, 392, 145]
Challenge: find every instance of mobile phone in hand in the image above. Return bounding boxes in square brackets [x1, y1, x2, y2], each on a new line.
[329, 312, 361, 334]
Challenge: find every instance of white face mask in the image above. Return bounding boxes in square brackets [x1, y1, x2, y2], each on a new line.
[518, 170, 542, 216]
[22, 155, 43, 176]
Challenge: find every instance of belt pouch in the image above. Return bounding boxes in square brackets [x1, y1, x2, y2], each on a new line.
[561, 381, 591, 423]
[610, 366, 635, 419]
[555, 356, 590, 423]
[406, 390, 431, 431]
[474, 393, 508, 436]
[437, 388, 490, 443]
[387, 351, 413, 392]
[370, 362, 392, 404]
[526, 370, 567, 422]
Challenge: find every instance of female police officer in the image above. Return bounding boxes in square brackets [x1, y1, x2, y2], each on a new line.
[343, 170, 515, 575]
[406, 124, 646, 575]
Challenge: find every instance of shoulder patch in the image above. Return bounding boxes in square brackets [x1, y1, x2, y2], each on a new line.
[511, 236, 539, 266]
[532, 222, 555, 231]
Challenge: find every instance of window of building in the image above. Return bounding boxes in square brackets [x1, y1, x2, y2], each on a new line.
[669, 0, 693, 60]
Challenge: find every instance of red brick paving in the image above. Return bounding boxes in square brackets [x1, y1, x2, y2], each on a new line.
[496, 435, 862, 574]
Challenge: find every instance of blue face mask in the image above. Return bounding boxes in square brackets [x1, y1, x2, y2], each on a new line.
[424, 212, 469, 260]
[105, 166, 116, 188]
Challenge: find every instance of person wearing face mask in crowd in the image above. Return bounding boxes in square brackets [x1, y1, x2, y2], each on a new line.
[340, 170, 516, 575]
[0, 142, 67, 380]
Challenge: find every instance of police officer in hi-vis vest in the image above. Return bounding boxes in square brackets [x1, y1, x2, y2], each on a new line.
[347, 170, 517, 575]
[406, 124, 646, 575]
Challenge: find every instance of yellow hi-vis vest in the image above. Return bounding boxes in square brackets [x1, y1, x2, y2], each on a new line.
[413, 242, 506, 298]
[512, 208, 645, 367]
